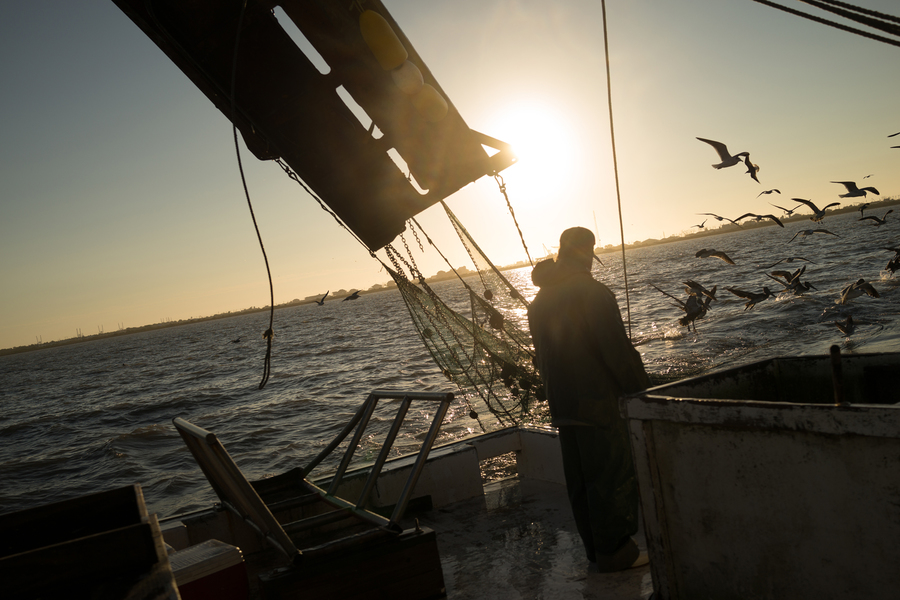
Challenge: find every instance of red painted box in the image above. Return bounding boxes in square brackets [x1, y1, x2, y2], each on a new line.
[170, 539, 249, 600]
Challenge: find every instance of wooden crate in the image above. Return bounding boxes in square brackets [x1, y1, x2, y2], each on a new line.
[0, 484, 177, 599]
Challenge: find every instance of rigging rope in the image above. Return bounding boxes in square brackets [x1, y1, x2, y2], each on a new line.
[230, 0, 274, 389]
[750, 0, 900, 47]
[599, 0, 633, 340]
[800, 0, 900, 36]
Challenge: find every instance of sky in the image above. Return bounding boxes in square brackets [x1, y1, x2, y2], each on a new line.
[1, 0, 898, 350]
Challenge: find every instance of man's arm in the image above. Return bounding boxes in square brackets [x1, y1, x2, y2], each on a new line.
[586, 286, 651, 393]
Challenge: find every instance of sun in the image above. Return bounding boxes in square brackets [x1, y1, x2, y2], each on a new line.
[488, 103, 578, 190]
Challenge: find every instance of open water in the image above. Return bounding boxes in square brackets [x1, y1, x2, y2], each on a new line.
[2, 210, 899, 518]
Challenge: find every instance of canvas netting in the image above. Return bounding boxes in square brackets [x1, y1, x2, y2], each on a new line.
[380, 206, 548, 432]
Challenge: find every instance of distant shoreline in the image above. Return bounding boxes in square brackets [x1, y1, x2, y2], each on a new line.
[4, 197, 895, 357]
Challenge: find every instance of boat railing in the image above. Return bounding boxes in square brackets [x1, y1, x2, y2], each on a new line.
[299, 389, 454, 526]
[172, 389, 453, 564]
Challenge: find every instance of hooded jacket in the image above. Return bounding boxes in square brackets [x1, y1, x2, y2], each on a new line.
[528, 258, 650, 427]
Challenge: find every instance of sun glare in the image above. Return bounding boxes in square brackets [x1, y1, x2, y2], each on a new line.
[489, 104, 577, 189]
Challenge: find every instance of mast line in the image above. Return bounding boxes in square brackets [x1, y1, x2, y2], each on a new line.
[600, 0, 633, 339]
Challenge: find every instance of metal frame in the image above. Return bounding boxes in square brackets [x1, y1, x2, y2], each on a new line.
[173, 389, 453, 563]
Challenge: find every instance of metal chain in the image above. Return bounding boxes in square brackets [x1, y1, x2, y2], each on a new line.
[399, 233, 424, 281]
[494, 173, 534, 267]
[384, 245, 406, 278]
[409, 220, 425, 252]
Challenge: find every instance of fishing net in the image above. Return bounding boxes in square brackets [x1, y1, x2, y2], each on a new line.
[382, 211, 547, 431]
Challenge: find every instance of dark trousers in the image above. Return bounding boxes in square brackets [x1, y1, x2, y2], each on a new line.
[557, 423, 639, 560]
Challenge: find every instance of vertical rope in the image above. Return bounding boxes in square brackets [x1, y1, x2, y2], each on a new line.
[600, 0, 632, 339]
[231, 0, 274, 388]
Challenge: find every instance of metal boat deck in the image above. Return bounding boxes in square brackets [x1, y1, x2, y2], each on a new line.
[413, 476, 652, 599]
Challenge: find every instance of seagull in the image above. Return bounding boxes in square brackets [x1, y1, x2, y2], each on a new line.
[342, 290, 361, 301]
[883, 247, 900, 275]
[758, 189, 781, 197]
[859, 202, 870, 216]
[764, 256, 814, 269]
[863, 174, 875, 179]
[726, 286, 774, 310]
[835, 315, 855, 336]
[859, 210, 893, 226]
[770, 202, 804, 217]
[791, 198, 840, 222]
[735, 213, 784, 227]
[767, 265, 816, 294]
[788, 228, 839, 243]
[698, 213, 743, 227]
[696, 137, 748, 169]
[650, 284, 712, 332]
[743, 154, 760, 183]
[770, 265, 806, 284]
[695, 248, 736, 264]
[316, 291, 329, 305]
[886, 254, 900, 275]
[767, 274, 816, 295]
[889, 131, 900, 137]
[680, 294, 713, 331]
[693, 219, 707, 230]
[839, 279, 879, 304]
[832, 181, 879, 199]
[683, 280, 717, 301]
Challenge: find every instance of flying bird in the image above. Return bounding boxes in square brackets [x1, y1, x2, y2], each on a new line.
[770, 202, 803, 217]
[758, 189, 781, 197]
[684, 280, 718, 301]
[693, 219, 707, 230]
[650, 284, 712, 332]
[834, 315, 855, 337]
[832, 181, 879, 199]
[859, 210, 893, 226]
[735, 213, 784, 227]
[726, 286, 774, 310]
[743, 154, 760, 183]
[889, 131, 900, 137]
[858, 202, 870, 216]
[766, 274, 815, 295]
[698, 213, 743, 227]
[885, 254, 900, 275]
[839, 279, 879, 304]
[788, 229, 839, 243]
[764, 256, 814, 269]
[791, 198, 840, 222]
[342, 290, 361, 301]
[769, 265, 806, 284]
[767, 265, 816, 294]
[883, 247, 900, 275]
[696, 137, 748, 169]
[695, 248, 736, 264]
[316, 291, 329, 305]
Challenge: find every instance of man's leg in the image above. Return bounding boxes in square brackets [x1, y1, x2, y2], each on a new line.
[576, 424, 639, 566]
[557, 425, 596, 562]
